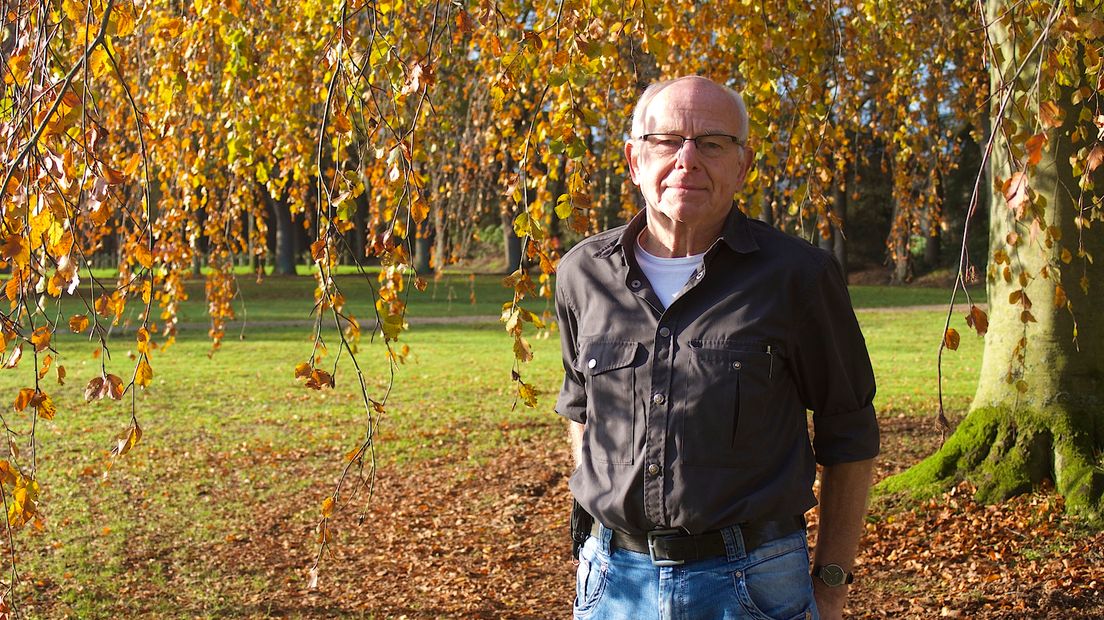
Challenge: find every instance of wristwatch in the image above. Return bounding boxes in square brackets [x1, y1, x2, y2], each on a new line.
[812, 564, 854, 587]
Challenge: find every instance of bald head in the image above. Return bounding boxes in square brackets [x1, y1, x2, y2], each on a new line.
[630, 76, 749, 142]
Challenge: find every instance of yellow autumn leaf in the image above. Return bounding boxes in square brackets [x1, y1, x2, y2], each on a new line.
[69, 314, 90, 333]
[135, 357, 153, 387]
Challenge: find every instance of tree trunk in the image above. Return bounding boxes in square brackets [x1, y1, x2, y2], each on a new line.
[265, 186, 296, 276]
[503, 211, 523, 273]
[881, 1, 1104, 523]
[413, 235, 432, 274]
[889, 197, 911, 284]
[832, 177, 848, 276]
[433, 196, 448, 274]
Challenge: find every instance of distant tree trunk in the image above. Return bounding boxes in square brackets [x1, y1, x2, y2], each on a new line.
[503, 211, 523, 273]
[758, 195, 774, 227]
[413, 233, 432, 274]
[352, 193, 368, 261]
[264, 186, 296, 276]
[923, 218, 941, 270]
[889, 196, 911, 284]
[882, 0, 1104, 523]
[433, 196, 448, 273]
[832, 179, 848, 276]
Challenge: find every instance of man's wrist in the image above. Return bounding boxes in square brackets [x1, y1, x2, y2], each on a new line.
[812, 563, 855, 587]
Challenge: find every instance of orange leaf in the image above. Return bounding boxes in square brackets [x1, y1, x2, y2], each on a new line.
[101, 166, 125, 185]
[1054, 285, 1068, 309]
[136, 327, 151, 354]
[1087, 146, 1104, 174]
[111, 424, 142, 457]
[105, 374, 124, 400]
[333, 112, 352, 134]
[310, 239, 327, 263]
[30, 391, 56, 420]
[84, 376, 105, 401]
[965, 305, 989, 336]
[37, 354, 52, 380]
[1002, 172, 1029, 219]
[1024, 133, 1046, 166]
[321, 497, 335, 519]
[133, 243, 153, 269]
[30, 326, 51, 352]
[13, 388, 34, 412]
[944, 328, 960, 351]
[411, 196, 429, 225]
[294, 362, 312, 379]
[1039, 101, 1063, 129]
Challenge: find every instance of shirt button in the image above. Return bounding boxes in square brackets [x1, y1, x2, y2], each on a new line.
[647, 463, 661, 476]
[695, 271, 704, 279]
[659, 327, 671, 338]
[587, 358, 597, 369]
[651, 393, 666, 405]
[732, 361, 742, 370]
[630, 279, 642, 289]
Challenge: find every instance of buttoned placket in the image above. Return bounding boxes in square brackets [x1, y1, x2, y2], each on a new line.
[634, 252, 713, 528]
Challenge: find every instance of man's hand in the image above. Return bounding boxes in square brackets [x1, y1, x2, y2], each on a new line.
[569, 420, 585, 467]
[813, 582, 847, 620]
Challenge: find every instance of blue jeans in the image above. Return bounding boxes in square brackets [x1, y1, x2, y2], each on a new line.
[573, 524, 819, 620]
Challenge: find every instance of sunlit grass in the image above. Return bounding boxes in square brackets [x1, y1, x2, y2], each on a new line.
[0, 283, 982, 616]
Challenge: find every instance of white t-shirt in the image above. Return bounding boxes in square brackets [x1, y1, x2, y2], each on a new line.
[635, 240, 705, 309]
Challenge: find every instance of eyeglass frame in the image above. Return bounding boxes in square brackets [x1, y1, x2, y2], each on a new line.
[634, 132, 747, 158]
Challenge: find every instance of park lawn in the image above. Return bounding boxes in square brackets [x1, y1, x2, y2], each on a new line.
[70, 270, 543, 324]
[0, 295, 984, 617]
[66, 271, 979, 326]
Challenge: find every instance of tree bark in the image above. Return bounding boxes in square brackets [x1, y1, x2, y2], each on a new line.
[264, 185, 296, 276]
[881, 1, 1104, 523]
[503, 212, 523, 274]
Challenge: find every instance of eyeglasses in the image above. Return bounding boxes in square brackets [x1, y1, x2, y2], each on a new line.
[636, 133, 745, 158]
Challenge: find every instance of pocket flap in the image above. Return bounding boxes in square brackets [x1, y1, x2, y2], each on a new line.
[577, 341, 641, 375]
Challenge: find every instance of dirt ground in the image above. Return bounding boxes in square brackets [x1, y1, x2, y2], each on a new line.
[208, 414, 1102, 619]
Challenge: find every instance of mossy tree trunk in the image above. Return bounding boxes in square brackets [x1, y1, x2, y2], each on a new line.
[881, 0, 1104, 523]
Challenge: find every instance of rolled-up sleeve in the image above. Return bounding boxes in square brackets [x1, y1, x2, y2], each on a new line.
[554, 277, 587, 424]
[790, 254, 879, 466]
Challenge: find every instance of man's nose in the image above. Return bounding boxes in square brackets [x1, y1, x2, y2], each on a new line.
[674, 139, 701, 168]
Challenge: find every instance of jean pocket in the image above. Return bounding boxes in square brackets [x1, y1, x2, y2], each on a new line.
[733, 532, 815, 620]
[573, 538, 608, 618]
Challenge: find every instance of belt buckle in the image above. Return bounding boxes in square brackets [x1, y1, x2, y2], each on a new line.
[646, 529, 685, 567]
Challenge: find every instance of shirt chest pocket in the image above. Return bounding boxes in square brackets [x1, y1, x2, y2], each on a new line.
[681, 342, 781, 468]
[577, 341, 645, 465]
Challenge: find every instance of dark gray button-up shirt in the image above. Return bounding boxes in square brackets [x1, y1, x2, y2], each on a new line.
[555, 206, 879, 535]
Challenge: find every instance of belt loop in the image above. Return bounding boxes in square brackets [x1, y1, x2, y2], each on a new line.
[721, 524, 746, 561]
[598, 523, 613, 555]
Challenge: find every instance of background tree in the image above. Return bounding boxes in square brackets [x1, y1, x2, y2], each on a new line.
[884, 0, 1104, 522]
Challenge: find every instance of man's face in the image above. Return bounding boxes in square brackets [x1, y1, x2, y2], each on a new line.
[626, 79, 751, 235]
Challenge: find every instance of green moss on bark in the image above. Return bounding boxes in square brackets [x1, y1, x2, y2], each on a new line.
[877, 407, 1104, 525]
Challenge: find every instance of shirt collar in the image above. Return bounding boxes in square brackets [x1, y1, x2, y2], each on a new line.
[592, 203, 760, 258]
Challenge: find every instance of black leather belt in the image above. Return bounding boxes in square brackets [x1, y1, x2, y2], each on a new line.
[590, 516, 806, 567]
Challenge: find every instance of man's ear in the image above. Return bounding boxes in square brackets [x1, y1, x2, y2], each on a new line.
[625, 140, 640, 186]
[734, 145, 753, 188]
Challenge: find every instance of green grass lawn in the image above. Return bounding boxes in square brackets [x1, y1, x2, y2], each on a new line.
[0, 281, 982, 616]
[59, 271, 985, 333]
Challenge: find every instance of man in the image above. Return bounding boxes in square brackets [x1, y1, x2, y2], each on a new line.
[554, 75, 879, 620]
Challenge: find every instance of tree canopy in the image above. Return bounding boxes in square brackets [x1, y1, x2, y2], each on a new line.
[2, 0, 1101, 608]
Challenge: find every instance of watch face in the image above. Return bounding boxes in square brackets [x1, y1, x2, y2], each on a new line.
[820, 564, 846, 587]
